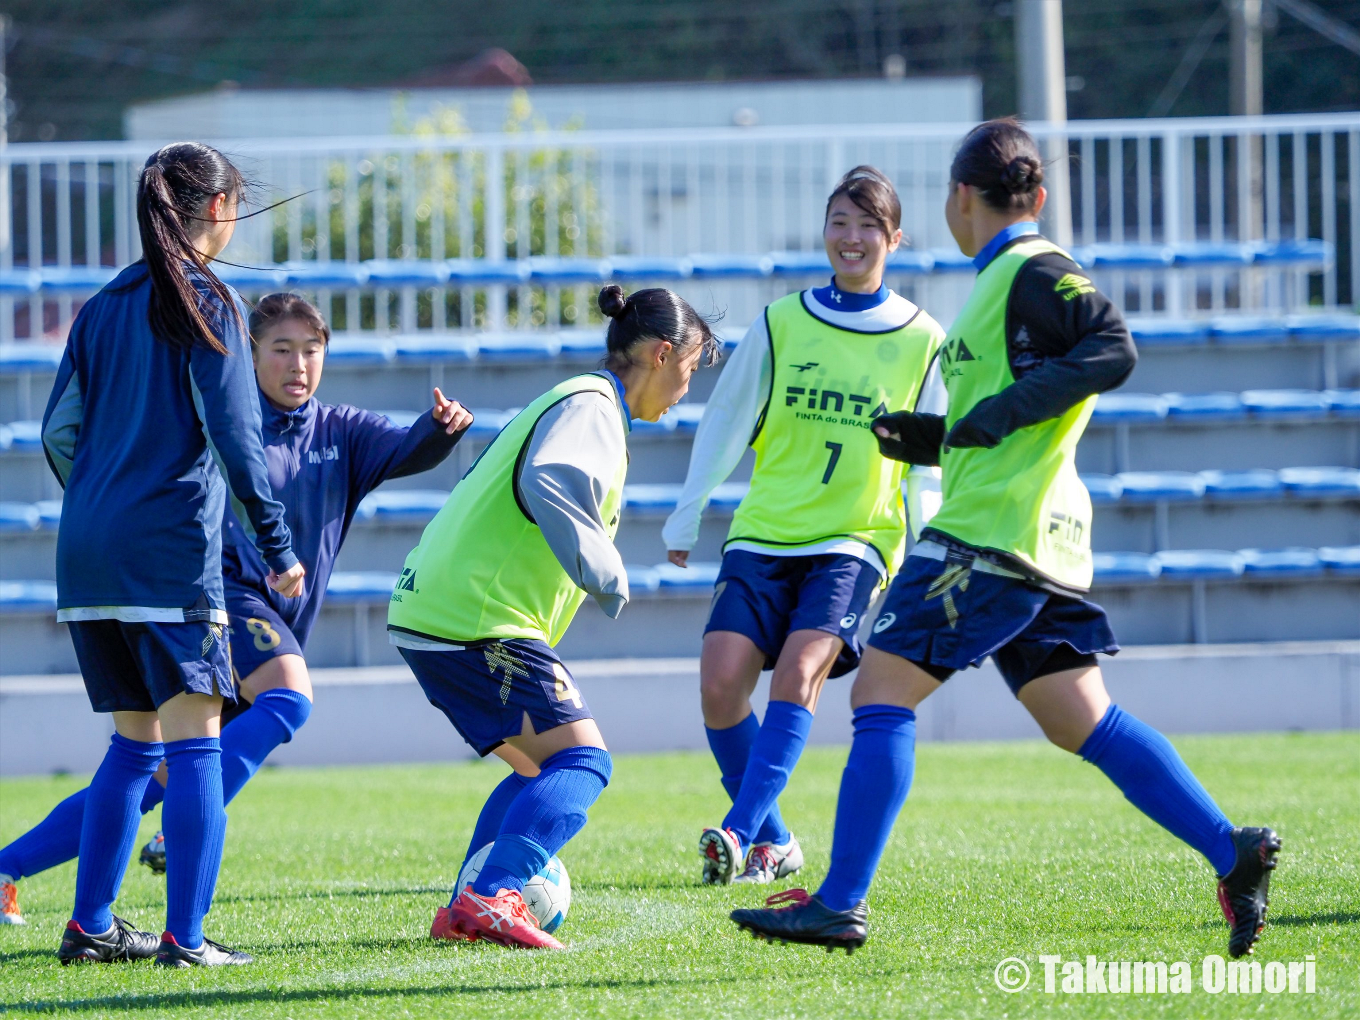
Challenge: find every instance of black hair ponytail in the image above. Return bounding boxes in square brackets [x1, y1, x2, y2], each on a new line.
[136, 142, 246, 356]
[597, 285, 720, 372]
[949, 118, 1046, 213]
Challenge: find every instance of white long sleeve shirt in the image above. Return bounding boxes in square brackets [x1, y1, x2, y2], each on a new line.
[662, 288, 946, 576]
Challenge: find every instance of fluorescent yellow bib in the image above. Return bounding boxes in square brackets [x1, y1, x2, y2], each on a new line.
[388, 374, 626, 645]
[926, 238, 1096, 589]
[727, 292, 946, 574]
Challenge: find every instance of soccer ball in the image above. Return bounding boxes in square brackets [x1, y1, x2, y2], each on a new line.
[455, 843, 572, 934]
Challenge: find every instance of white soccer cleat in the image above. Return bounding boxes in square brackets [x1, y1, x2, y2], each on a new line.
[698, 827, 743, 885]
[0, 878, 25, 925]
[734, 833, 805, 885]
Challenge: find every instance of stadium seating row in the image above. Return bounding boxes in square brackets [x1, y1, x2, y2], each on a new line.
[0, 239, 1333, 296]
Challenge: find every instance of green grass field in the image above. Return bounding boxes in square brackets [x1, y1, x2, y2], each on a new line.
[1, 732, 1356, 1018]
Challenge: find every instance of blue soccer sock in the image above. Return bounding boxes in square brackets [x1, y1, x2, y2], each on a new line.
[218, 689, 312, 804]
[459, 772, 531, 876]
[722, 701, 812, 848]
[140, 777, 166, 813]
[162, 738, 227, 950]
[472, 747, 612, 897]
[816, 705, 916, 912]
[0, 788, 88, 883]
[705, 714, 790, 846]
[72, 734, 164, 933]
[1079, 704, 1237, 875]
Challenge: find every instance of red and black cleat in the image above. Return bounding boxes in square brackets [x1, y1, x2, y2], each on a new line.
[57, 916, 159, 965]
[730, 888, 868, 954]
[1217, 826, 1282, 958]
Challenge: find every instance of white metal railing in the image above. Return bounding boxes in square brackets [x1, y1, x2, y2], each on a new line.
[3, 112, 1357, 340]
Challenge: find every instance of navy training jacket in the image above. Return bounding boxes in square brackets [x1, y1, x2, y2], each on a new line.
[41, 262, 296, 622]
[223, 395, 463, 649]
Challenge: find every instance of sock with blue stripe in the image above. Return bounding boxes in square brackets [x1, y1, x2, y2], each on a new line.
[472, 747, 612, 897]
[1079, 704, 1237, 875]
[816, 705, 916, 912]
[162, 737, 227, 950]
[72, 734, 164, 933]
[722, 701, 812, 848]
[705, 714, 790, 846]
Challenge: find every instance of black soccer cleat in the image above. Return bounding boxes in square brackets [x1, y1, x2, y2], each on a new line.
[730, 889, 868, 953]
[1217, 826, 1282, 958]
[57, 916, 160, 965]
[155, 932, 254, 967]
[139, 831, 166, 875]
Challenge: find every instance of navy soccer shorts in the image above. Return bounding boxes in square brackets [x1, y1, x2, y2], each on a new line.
[226, 585, 304, 684]
[397, 638, 594, 757]
[67, 619, 237, 713]
[867, 537, 1119, 695]
[704, 549, 882, 679]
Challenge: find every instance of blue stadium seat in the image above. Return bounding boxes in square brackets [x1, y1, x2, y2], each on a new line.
[356, 489, 449, 522]
[1153, 549, 1244, 577]
[1164, 392, 1246, 420]
[1287, 314, 1360, 342]
[324, 571, 399, 603]
[0, 425, 10, 451]
[1126, 319, 1210, 346]
[885, 250, 935, 275]
[1278, 467, 1360, 497]
[282, 262, 370, 288]
[376, 410, 421, 428]
[526, 258, 612, 283]
[444, 259, 532, 285]
[654, 561, 721, 587]
[1092, 552, 1161, 581]
[364, 260, 451, 287]
[477, 333, 560, 362]
[1200, 469, 1283, 500]
[1323, 389, 1360, 417]
[0, 580, 57, 612]
[1319, 545, 1360, 573]
[1116, 471, 1206, 502]
[0, 269, 41, 294]
[464, 409, 515, 439]
[1081, 474, 1123, 504]
[1091, 393, 1168, 422]
[0, 502, 39, 532]
[325, 338, 395, 365]
[1239, 547, 1323, 576]
[557, 329, 607, 357]
[667, 404, 706, 433]
[767, 251, 832, 276]
[1241, 388, 1330, 418]
[1171, 242, 1253, 267]
[211, 263, 286, 289]
[0, 346, 63, 374]
[1210, 316, 1290, 343]
[623, 484, 681, 512]
[688, 254, 773, 279]
[607, 256, 694, 280]
[1249, 239, 1333, 265]
[626, 564, 662, 593]
[39, 266, 119, 293]
[1075, 243, 1174, 269]
[926, 248, 975, 273]
[34, 500, 62, 530]
[391, 335, 476, 364]
[707, 482, 749, 510]
[6, 421, 42, 448]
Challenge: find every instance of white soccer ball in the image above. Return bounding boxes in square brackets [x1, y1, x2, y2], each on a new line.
[455, 842, 572, 934]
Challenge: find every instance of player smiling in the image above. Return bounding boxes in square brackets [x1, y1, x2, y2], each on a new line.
[664, 167, 947, 886]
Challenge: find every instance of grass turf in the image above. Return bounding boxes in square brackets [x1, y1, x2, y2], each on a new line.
[0, 732, 1356, 1018]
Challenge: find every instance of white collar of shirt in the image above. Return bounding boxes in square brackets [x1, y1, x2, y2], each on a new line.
[802, 288, 920, 332]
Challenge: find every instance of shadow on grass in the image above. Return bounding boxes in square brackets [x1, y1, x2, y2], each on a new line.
[2, 972, 747, 1014]
[0, 947, 59, 964]
[211, 885, 449, 907]
[1271, 911, 1360, 927]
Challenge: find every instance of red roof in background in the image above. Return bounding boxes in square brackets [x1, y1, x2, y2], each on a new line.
[402, 48, 533, 88]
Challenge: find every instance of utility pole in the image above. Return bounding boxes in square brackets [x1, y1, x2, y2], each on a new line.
[1229, 0, 1264, 116]
[1015, 0, 1073, 246]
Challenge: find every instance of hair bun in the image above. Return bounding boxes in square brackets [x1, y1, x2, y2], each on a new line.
[1000, 156, 1042, 193]
[598, 284, 628, 319]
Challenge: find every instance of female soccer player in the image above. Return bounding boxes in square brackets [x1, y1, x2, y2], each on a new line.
[37, 143, 304, 967]
[389, 284, 719, 950]
[0, 293, 471, 922]
[729, 119, 1280, 959]
[663, 167, 947, 885]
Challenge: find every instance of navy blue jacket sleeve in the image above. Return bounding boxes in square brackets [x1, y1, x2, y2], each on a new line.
[346, 406, 465, 499]
[188, 299, 298, 573]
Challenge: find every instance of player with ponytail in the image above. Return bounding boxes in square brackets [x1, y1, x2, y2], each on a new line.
[389, 285, 717, 950]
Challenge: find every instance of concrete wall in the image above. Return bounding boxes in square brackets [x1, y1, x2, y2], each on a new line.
[4, 641, 1356, 776]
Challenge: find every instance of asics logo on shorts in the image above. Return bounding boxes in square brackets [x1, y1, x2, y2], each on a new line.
[839, 613, 857, 629]
[872, 612, 897, 634]
[484, 643, 531, 705]
[924, 563, 971, 629]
